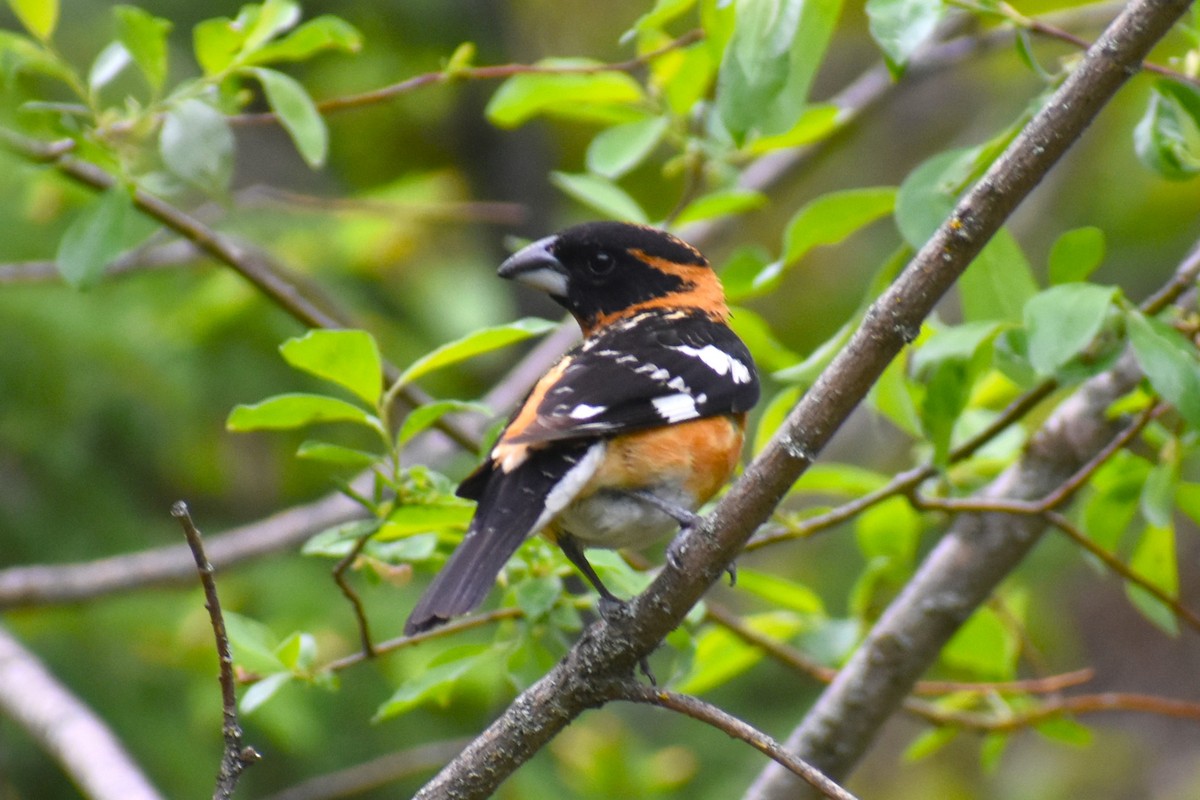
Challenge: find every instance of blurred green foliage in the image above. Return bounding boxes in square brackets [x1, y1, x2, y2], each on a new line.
[2, 1, 1200, 799]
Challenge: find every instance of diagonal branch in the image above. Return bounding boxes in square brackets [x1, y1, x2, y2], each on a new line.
[416, 1, 1194, 797]
[0, 624, 165, 800]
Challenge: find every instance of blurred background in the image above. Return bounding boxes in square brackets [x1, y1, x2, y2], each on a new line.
[2, 1, 1200, 798]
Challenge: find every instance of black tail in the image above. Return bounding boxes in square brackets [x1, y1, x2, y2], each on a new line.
[404, 522, 528, 635]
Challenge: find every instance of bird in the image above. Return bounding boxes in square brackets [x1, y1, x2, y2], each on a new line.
[404, 221, 760, 636]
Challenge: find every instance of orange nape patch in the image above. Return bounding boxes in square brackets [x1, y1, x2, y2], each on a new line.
[581, 413, 746, 503]
[581, 250, 730, 336]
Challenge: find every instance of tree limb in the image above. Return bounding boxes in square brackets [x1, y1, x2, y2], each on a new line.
[416, 0, 1193, 796]
[0, 624, 165, 800]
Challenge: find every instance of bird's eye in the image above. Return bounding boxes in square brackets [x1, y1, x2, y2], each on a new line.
[589, 252, 615, 276]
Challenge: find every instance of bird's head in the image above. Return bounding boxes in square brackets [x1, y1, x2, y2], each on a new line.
[497, 221, 727, 336]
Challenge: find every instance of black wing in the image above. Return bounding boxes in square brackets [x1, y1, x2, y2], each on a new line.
[504, 311, 759, 446]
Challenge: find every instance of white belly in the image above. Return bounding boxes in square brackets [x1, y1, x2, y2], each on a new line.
[557, 486, 695, 549]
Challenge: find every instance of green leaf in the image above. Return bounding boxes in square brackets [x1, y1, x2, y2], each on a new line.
[1082, 451, 1148, 552]
[296, 440, 379, 468]
[6, 0, 57, 41]
[673, 188, 767, 227]
[910, 321, 1001, 375]
[586, 117, 669, 179]
[275, 631, 317, 671]
[675, 611, 808, 694]
[629, 0, 698, 37]
[160, 99, 235, 194]
[193, 17, 245, 76]
[855, 496, 920, 567]
[904, 727, 958, 762]
[727, 306, 800, 373]
[743, 103, 840, 154]
[749, 187, 895, 295]
[224, 612, 286, 673]
[240, 672, 292, 714]
[227, 393, 378, 431]
[374, 645, 488, 720]
[512, 576, 563, 621]
[549, 172, 648, 223]
[920, 357, 970, 467]
[1127, 310, 1200, 429]
[895, 147, 976, 246]
[1048, 226, 1106, 284]
[1134, 79, 1200, 180]
[1125, 523, 1179, 636]
[398, 400, 491, 446]
[942, 605, 1019, 679]
[486, 60, 646, 128]
[377, 503, 474, 539]
[719, 244, 773, 302]
[1034, 716, 1093, 747]
[300, 519, 380, 558]
[1023, 284, 1117, 376]
[980, 732, 1010, 773]
[734, 569, 825, 614]
[752, 385, 802, 455]
[394, 317, 557, 389]
[868, 354, 922, 437]
[248, 67, 328, 168]
[55, 187, 132, 290]
[88, 42, 131, 93]
[242, 0, 301, 54]
[791, 462, 890, 497]
[1140, 460, 1178, 529]
[279, 329, 382, 405]
[717, 0, 843, 143]
[114, 5, 172, 90]
[243, 15, 363, 65]
[773, 319, 855, 385]
[866, 0, 945, 68]
[0, 30, 73, 84]
[958, 229, 1039, 324]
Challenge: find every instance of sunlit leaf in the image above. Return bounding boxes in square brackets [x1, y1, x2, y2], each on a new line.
[88, 42, 131, 93]
[226, 393, 378, 431]
[244, 15, 363, 65]
[6, 0, 57, 41]
[674, 611, 808, 694]
[280, 329, 382, 405]
[377, 502, 474, 539]
[942, 605, 1018, 679]
[242, 0, 301, 54]
[486, 61, 646, 128]
[240, 672, 292, 714]
[958, 229, 1039, 324]
[394, 317, 557, 389]
[224, 612, 286, 673]
[735, 569, 825, 614]
[673, 189, 767, 227]
[296, 440, 379, 467]
[1126, 522, 1179, 636]
[904, 726, 958, 762]
[275, 631, 317, 671]
[398, 400, 492, 445]
[193, 17, 244, 76]
[743, 103, 840, 154]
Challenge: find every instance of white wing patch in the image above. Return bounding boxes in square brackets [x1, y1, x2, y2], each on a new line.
[568, 403, 606, 420]
[652, 392, 700, 423]
[675, 344, 753, 384]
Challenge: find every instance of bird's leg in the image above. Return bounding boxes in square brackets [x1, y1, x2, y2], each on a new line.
[630, 489, 738, 587]
[556, 533, 656, 685]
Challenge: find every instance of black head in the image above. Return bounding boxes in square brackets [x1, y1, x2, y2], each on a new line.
[497, 222, 717, 332]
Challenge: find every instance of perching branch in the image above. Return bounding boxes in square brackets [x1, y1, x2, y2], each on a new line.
[172, 502, 261, 800]
[0, 624, 165, 800]
[416, 1, 1194, 797]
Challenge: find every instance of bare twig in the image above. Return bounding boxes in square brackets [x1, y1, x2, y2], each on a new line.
[618, 683, 860, 800]
[172, 502, 261, 800]
[332, 533, 377, 658]
[0, 624, 165, 800]
[906, 691, 1200, 732]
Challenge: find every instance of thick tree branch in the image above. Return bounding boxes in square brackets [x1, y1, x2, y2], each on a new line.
[0, 624, 165, 800]
[417, 1, 1193, 797]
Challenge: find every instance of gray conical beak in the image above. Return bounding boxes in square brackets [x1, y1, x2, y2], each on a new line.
[498, 235, 569, 298]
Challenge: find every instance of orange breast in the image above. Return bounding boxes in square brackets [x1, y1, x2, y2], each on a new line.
[581, 414, 746, 503]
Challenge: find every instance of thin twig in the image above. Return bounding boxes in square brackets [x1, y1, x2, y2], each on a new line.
[172, 501, 261, 800]
[906, 691, 1200, 732]
[332, 533, 377, 658]
[228, 30, 705, 126]
[618, 682, 860, 800]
